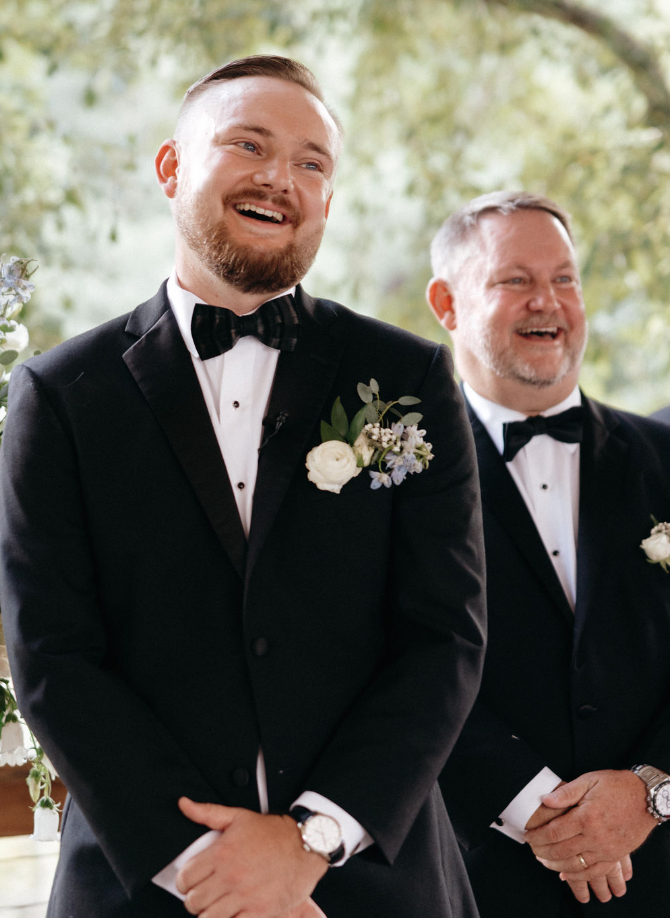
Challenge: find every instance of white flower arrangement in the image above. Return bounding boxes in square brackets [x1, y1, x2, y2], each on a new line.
[0, 254, 39, 445]
[641, 518, 670, 573]
[306, 379, 434, 493]
[0, 255, 57, 838]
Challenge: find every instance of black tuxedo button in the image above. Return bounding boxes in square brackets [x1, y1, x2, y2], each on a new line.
[231, 767, 250, 787]
[252, 637, 269, 657]
[577, 704, 598, 719]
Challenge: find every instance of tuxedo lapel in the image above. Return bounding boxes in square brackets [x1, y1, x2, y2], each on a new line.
[247, 287, 344, 576]
[465, 398, 574, 626]
[122, 284, 247, 579]
[573, 398, 630, 644]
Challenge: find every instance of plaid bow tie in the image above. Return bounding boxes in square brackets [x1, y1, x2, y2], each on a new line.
[191, 294, 300, 360]
[502, 406, 584, 462]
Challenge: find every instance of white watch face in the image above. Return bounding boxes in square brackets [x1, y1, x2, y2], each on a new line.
[653, 782, 670, 817]
[303, 814, 342, 855]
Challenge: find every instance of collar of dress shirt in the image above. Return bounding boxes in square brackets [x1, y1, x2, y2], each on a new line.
[463, 382, 583, 457]
[166, 269, 296, 359]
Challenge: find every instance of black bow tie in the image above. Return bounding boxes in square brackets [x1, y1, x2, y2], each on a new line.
[191, 294, 300, 360]
[502, 406, 584, 462]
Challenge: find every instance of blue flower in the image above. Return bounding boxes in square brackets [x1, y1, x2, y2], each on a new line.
[370, 471, 392, 489]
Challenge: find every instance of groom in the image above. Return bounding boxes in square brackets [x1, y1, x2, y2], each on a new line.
[0, 56, 486, 917]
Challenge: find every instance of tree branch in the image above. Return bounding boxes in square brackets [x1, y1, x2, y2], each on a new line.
[484, 0, 670, 132]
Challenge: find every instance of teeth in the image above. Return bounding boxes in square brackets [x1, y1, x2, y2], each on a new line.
[235, 203, 284, 223]
[520, 327, 559, 338]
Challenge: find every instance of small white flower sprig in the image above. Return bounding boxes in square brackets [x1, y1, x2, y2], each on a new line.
[0, 674, 61, 839]
[305, 378, 434, 493]
[641, 517, 670, 573]
[0, 254, 39, 444]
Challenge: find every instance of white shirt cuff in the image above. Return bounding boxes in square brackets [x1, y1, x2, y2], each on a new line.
[294, 791, 374, 864]
[152, 830, 220, 900]
[490, 767, 562, 843]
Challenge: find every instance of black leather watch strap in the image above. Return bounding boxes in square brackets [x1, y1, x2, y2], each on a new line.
[288, 806, 346, 865]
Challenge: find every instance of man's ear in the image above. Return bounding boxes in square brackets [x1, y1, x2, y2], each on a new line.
[155, 140, 179, 199]
[426, 277, 457, 331]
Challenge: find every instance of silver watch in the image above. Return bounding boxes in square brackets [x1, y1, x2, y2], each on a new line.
[631, 764, 670, 823]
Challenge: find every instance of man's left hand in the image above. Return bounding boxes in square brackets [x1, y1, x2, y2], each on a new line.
[525, 769, 657, 869]
[176, 798, 328, 918]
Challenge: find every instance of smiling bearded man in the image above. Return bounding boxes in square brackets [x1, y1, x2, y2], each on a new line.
[427, 191, 670, 918]
[0, 56, 486, 918]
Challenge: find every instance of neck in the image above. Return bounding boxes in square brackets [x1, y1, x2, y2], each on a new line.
[175, 254, 295, 315]
[462, 372, 580, 416]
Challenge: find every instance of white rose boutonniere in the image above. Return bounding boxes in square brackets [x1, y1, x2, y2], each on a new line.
[306, 379, 434, 493]
[306, 440, 362, 493]
[641, 518, 670, 573]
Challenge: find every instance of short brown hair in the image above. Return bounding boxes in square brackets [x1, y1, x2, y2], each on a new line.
[176, 55, 343, 138]
[430, 191, 574, 283]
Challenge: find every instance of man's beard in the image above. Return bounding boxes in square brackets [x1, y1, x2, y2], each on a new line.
[461, 314, 587, 389]
[174, 187, 324, 295]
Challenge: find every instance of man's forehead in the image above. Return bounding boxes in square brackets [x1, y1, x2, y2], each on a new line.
[474, 209, 577, 262]
[193, 76, 338, 140]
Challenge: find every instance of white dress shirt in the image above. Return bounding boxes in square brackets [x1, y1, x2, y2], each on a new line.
[464, 382, 583, 842]
[153, 272, 371, 899]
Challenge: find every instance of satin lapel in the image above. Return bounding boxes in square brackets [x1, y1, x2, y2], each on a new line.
[573, 398, 629, 645]
[123, 286, 247, 579]
[246, 287, 343, 577]
[465, 398, 574, 626]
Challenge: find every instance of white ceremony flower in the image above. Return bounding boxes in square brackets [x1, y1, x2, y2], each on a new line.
[352, 431, 375, 467]
[1, 321, 29, 353]
[0, 719, 29, 766]
[306, 440, 362, 493]
[641, 531, 670, 563]
[0, 644, 10, 680]
[33, 801, 60, 841]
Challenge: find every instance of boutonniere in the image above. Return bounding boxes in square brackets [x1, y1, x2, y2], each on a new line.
[640, 517, 670, 573]
[305, 378, 434, 494]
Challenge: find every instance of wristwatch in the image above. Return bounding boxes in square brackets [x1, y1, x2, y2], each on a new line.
[631, 764, 670, 823]
[288, 805, 345, 865]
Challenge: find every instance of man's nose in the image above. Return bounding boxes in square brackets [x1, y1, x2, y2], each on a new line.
[528, 281, 557, 310]
[251, 157, 292, 192]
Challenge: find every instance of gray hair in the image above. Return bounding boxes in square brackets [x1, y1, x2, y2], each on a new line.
[430, 191, 574, 283]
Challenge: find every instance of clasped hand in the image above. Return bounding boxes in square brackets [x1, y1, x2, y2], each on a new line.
[524, 770, 657, 904]
[176, 798, 328, 918]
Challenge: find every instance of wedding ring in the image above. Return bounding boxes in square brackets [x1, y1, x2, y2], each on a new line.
[578, 854, 588, 870]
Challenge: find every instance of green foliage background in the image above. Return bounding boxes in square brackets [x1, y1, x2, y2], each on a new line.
[2, 0, 670, 411]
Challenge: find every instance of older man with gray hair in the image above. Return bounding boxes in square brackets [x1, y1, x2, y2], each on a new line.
[428, 191, 670, 917]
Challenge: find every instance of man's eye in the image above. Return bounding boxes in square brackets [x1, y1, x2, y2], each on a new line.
[505, 277, 525, 285]
[301, 161, 321, 171]
[239, 141, 257, 153]
[555, 275, 573, 283]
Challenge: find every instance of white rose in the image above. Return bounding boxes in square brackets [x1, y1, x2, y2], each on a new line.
[352, 431, 375, 467]
[1, 322, 29, 353]
[641, 532, 670, 563]
[306, 440, 362, 493]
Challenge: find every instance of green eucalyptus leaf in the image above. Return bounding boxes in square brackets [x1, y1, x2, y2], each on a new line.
[364, 403, 378, 424]
[320, 420, 346, 442]
[357, 382, 373, 403]
[0, 351, 18, 366]
[348, 405, 369, 444]
[369, 378, 379, 394]
[398, 395, 421, 405]
[331, 396, 349, 437]
[400, 412, 423, 425]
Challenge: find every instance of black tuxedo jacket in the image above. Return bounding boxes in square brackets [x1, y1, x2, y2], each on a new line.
[0, 283, 486, 918]
[441, 395, 670, 918]
[651, 404, 670, 424]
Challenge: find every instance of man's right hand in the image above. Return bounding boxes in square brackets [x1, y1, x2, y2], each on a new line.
[525, 793, 632, 903]
[283, 900, 327, 918]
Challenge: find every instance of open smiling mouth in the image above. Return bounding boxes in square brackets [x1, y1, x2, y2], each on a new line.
[517, 327, 561, 340]
[235, 203, 286, 224]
